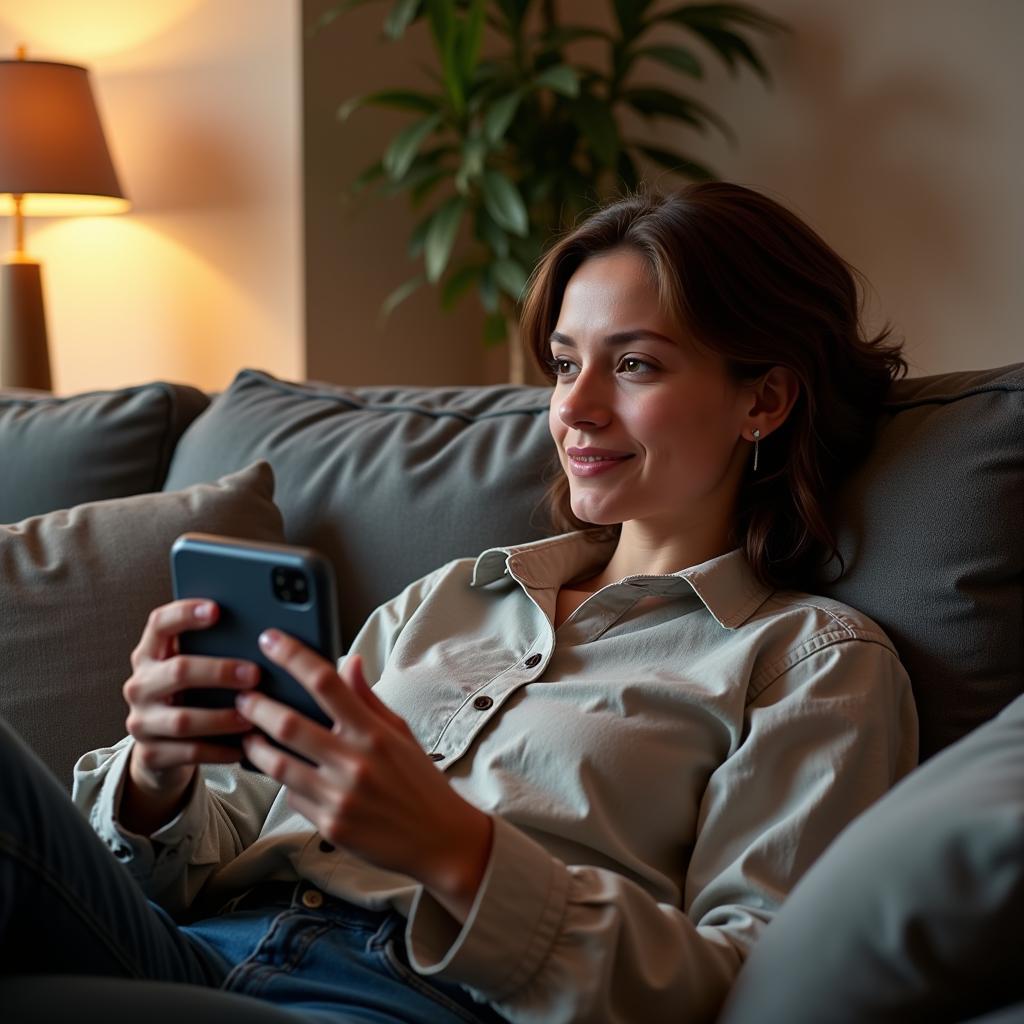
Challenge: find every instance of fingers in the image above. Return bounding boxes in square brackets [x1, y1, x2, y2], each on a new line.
[242, 732, 324, 795]
[131, 599, 219, 668]
[257, 630, 367, 729]
[129, 654, 260, 705]
[127, 704, 252, 744]
[131, 738, 247, 774]
[235, 689, 339, 767]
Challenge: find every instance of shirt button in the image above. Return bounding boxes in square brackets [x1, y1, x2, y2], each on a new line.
[429, 752, 445, 762]
[318, 839, 335, 853]
[301, 889, 325, 909]
[523, 653, 542, 668]
[473, 695, 493, 711]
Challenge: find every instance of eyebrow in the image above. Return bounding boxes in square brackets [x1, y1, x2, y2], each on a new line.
[548, 329, 679, 348]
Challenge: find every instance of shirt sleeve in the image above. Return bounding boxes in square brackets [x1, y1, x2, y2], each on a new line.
[400, 637, 919, 1024]
[70, 561, 453, 916]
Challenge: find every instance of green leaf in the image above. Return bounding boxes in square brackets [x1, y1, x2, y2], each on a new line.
[492, 258, 529, 302]
[532, 64, 580, 98]
[612, 0, 656, 41]
[631, 45, 703, 79]
[382, 111, 443, 180]
[633, 144, 717, 181]
[655, 3, 789, 84]
[409, 169, 447, 206]
[457, 0, 487, 82]
[478, 266, 499, 312]
[378, 274, 427, 323]
[384, 0, 421, 39]
[408, 211, 432, 258]
[337, 90, 441, 123]
[425, 0, 466, 115]
[441, 262, 482, 310]
[481, 170, 529, 236]
[474, 207, 510, 258]
[624, 87, 736, 144]
[483, 90, 522, 145]
[350, 159, 386, 193]
[571, 94, 620, 167]
[424, 194, 467, 282]
[454, 135, 489, 193]
[483, 310, 507, 346]
[493, 0, 530, 31]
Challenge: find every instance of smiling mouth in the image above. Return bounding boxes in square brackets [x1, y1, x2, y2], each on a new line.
[566, 453, 635, 477]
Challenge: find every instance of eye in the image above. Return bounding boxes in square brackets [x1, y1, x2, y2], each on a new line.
[619, 357, 654, 375]
[548, 356, 577, 377]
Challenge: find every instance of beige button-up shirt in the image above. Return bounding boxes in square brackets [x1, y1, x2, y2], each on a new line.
[73, 530, 918, 1023]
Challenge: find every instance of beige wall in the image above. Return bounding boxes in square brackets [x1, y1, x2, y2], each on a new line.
[305, 0, 1023, 383]
[0, 0, 303, 395]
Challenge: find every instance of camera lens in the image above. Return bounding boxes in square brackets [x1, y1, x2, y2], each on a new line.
[272, 566, 309, 605]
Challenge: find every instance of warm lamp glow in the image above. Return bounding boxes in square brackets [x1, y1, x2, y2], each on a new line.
[0, 194, 130, 217]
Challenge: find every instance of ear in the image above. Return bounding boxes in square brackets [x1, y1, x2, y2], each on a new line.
[743, 366, 799, 439]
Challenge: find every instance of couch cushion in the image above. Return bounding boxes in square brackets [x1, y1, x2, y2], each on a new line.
[718, 692, 1024, 1024]
[816, 363, 1024, 758]
[0, 381, 209, 523]
[0, 462, 285, 786]
[163, 370, 555, 645]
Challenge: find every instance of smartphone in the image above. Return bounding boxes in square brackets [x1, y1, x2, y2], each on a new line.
[170, 533, 342, 765]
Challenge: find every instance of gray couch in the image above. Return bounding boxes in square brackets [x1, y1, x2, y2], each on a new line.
[1, 364, 1022, 1022]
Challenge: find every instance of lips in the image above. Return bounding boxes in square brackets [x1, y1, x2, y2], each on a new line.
[565, 447, 635, 477]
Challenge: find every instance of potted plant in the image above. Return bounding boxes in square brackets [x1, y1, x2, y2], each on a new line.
[310, 0, 789, 382]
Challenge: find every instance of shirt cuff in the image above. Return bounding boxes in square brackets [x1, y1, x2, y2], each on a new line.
[403, 814, 570, 1000]
[83, 738, 207, 889]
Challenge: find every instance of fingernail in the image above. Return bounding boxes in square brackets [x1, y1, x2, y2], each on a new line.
[236, 664, 258, 684]
[195, 602, 214, 620]
[235, 693, 253, 712]
[258, 630, 278, 651]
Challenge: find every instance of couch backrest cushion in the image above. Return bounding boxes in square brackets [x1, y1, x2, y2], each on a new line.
[0, 462, 285, 786]
[0, 381, 209, 523]
[165, 365, 1023, 760]
[815, 363, 1023, 759]
[163, 370, 555, 646]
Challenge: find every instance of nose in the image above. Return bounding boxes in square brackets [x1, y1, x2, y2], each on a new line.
[557, 369, 612, 430]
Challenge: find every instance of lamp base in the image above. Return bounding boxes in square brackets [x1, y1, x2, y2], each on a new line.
[1, 258, 51, 391]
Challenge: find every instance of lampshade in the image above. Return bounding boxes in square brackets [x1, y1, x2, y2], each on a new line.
[0, 58, 129, 216]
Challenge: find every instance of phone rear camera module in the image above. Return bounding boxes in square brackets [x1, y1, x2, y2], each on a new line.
[272, 567, 310, 605]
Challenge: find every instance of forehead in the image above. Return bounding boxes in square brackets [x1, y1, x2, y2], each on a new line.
[554, 250, 677, 337]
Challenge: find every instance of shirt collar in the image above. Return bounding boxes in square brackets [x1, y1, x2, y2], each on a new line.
[471, 529, 774, 630]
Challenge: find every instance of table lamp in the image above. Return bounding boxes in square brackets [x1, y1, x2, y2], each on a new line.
[0, 45, 129, 390]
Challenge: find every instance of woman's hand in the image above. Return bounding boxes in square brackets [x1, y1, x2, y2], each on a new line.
[120, 599, 260, 833]
[236, 629, 494, 923]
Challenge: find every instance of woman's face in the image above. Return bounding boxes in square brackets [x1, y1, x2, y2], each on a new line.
[548, 248, 752, 534]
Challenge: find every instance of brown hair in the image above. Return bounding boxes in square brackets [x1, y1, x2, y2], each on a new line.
[519, 182, 908, 591]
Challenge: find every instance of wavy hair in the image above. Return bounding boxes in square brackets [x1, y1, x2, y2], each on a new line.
[519, 182, 908, 591]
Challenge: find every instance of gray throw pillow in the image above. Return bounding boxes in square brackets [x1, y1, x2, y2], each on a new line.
[816, 363, 1024, 758]
[0, 462, 285, 786]
[0, 381, 209, 524]
[719, 693, 1024, 1024]
[163, 369, 556, 645]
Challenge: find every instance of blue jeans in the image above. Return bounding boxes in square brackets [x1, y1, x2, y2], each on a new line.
[0, 715, 506, 1023]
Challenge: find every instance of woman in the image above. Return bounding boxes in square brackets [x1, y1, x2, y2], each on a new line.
[1, 183, 918, 1023]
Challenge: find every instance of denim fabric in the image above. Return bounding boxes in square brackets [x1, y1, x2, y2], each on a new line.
[0, 715, 502, 1022]
[185, 883, 507, 1023]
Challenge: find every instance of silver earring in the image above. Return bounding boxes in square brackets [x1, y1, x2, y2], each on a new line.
[752, 429, 761, 473]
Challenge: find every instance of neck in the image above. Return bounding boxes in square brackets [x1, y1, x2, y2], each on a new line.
[582, 519, 738, 589]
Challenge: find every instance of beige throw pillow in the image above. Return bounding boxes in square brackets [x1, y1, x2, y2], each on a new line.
[0, 461, 285, 787]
